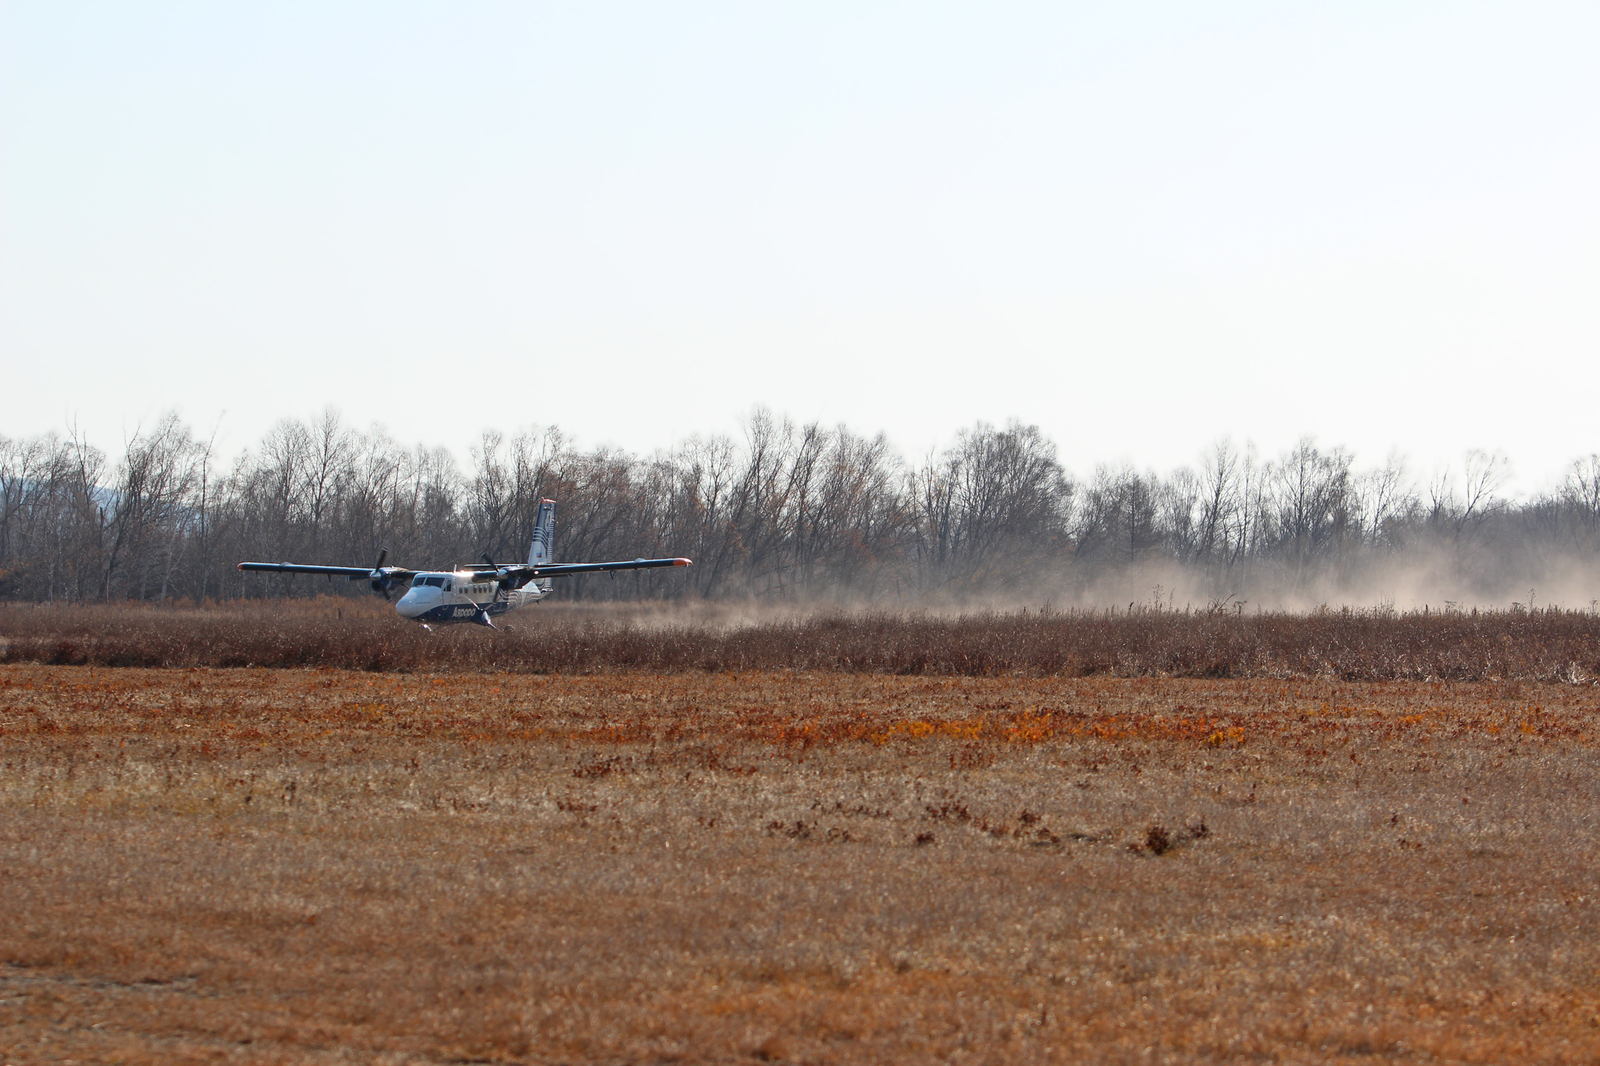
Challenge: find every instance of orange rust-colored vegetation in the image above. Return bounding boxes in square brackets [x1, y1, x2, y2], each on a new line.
[3, 609, 1600, 1062]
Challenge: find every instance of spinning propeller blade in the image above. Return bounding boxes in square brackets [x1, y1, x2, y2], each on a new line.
[370, 547, 394, 600]
[482, 550, 515, 591]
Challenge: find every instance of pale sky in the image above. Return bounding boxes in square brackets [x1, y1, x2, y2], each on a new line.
[3, 2, 1598, 493]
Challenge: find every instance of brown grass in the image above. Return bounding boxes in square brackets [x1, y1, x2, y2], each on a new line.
[4, 599, 1600, 681]
[3, 661, 1600, 1063]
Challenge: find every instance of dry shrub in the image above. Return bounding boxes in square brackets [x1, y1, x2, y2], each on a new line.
[1144, 824, 1173, 855]
[4, 600, 1600, 681]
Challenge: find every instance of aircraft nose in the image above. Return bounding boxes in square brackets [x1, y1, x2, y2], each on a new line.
[395, 589, 426, 619]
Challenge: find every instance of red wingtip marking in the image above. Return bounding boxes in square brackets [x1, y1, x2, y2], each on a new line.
[675, 558, 692, 566]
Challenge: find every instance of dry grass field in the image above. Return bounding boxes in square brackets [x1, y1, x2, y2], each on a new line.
[5, 599, 1599, 681]
[2, 605, 1600, 1063]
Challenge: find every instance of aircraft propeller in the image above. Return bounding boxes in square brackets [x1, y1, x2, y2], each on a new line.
[483, 551, 515, 593]
[368, 547, 396, 600]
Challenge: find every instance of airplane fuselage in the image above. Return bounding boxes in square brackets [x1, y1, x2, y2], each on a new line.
[395, 570, 547, 626]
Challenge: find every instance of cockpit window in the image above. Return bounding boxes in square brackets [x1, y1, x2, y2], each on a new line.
[411, 575, 426, 588]
[424, 575, 446, 588]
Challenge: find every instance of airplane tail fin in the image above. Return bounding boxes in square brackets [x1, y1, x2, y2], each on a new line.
[529, 498, 555, 594]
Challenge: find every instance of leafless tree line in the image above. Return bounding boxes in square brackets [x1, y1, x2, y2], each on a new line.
[4, 409, 1599, 607]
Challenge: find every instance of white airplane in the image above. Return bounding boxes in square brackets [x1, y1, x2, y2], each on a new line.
[238, 498, 690, 628]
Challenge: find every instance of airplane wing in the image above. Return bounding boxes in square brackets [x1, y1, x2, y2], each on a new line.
[237, 561, 419, 586]
[239, 555, 689, 598]
[487, 557, 692, 582]
[239, 562, 381, 578]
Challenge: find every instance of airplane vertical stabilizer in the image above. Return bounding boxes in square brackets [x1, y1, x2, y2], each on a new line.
[529, 498, 555, 594]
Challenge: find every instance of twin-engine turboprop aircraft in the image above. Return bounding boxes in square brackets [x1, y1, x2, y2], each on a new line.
[238, 499, 690, 629]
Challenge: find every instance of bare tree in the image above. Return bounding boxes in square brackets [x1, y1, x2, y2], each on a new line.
[1074, 465, 1160, 569]
[95, 414, 205, 601]
[1428, 449, 1508, 542]
[913, 420, 1071, 595]
[1192, 438, 1241, 568]
[1269, 437, 1354, 585]
[1354, 449, 1414, 550]
[1562, 454, 1600, 546]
